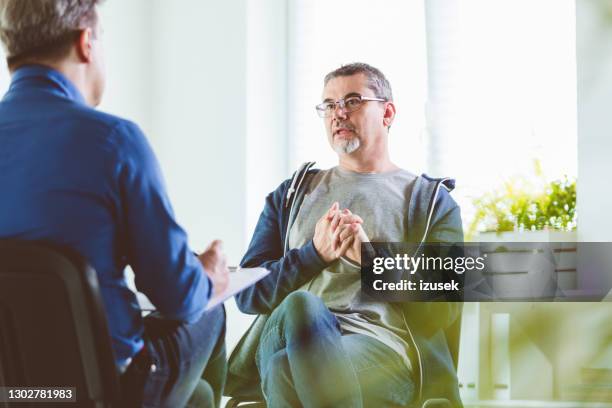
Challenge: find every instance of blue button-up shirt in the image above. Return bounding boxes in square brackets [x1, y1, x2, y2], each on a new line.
[0, 65, 211, 366]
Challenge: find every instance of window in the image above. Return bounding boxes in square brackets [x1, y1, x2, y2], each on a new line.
[425, 0, 577, 230]
[287, 0, 428, 172]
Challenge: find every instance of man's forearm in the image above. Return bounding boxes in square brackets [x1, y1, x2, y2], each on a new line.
[236, 240, 327, 314]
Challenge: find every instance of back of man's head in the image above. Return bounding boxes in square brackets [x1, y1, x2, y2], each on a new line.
[0, 0, 101, 69]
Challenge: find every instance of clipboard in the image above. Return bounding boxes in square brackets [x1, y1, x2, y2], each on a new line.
[136, 266, 270, 312]
[205, 266, 269, 310]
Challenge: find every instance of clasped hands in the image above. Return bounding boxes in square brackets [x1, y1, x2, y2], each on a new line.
[313, 202, 369, 265]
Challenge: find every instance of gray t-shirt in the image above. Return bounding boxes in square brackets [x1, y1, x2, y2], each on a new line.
[289, 166, 418, 369]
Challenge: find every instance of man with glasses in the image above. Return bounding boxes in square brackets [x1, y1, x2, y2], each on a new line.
[227, 63, 464, 407]
[0, 1, 228, 406]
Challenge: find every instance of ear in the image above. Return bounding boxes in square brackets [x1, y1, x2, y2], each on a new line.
[382, 101, 396, 128]
[75, 28, 94, 63]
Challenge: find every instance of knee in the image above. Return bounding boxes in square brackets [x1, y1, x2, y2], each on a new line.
[280, 291, 336, 335]
[281, 291, 327, 318]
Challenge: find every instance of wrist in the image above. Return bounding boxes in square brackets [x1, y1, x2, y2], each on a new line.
[340, 256, 361, 269]
[309, 239, 334, 266]
[312, 239, 333, 263]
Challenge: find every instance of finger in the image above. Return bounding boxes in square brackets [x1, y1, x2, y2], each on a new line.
[333, 222, 350, 250]
[327, 202, 339, 219]
[339, 224, 355, 242]
[342, 210, 363, 224]
[207, 240, 223, 252]
[335, 212, 353, 229]
[331, 211, 341, 231]
[336, 234, 354, 257]
[352, 214, 364, 224]
[201, 248, 217, 262]
[203, 249, 219, 263]
[331, 224, 341, 251]
[333, 213, 343, 231]
[336, 212, 362, 227]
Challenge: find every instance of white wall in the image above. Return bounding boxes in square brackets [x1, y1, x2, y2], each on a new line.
[147, 0, 247, 261]
[577, 0, 612, 242]
[98, 1, 153, 136]
[0, 50, 8, 92]
[147, 0, 249, 350]
[246, 0, 289, 239]
[576, 0, 612, 292]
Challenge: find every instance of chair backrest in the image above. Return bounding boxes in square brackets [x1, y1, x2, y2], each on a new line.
[0, 240, 120, 407]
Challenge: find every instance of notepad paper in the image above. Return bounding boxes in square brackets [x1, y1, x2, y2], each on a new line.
[137, 267, 270, 312]
[205, 267, 269, 310]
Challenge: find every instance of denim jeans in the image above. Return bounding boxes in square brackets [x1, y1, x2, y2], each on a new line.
[121, 305, 227, 408]
[256, 291, 414, 408]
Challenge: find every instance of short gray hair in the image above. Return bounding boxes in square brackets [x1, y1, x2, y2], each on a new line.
[324, 62, 393, 102]
[0, 0, 101, 67]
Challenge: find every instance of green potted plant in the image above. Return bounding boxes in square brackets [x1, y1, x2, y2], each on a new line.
[467, 170, 577, 292]
[467, 176, 577, 242]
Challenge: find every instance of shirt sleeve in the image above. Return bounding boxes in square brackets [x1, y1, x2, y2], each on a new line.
[111, 120, 211, 323]
[235, 179, 329, 314]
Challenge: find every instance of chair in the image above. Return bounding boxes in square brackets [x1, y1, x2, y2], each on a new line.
[226, 313, 462, 408]
[0, 240, 121, 407]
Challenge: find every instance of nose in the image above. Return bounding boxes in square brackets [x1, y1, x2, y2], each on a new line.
[332, 102, 348, 120]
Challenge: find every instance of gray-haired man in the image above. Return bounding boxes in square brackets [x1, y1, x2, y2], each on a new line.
[227, 63, 464, 407]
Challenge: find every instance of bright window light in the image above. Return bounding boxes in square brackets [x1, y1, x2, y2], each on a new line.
[426, 0, 577, 230]
[287, 0, 429, 172]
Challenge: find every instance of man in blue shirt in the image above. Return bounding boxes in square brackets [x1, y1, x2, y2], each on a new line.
[0, 1, 228, 406]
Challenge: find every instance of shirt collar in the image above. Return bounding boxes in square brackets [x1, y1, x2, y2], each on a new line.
[9, 64, 87, 105]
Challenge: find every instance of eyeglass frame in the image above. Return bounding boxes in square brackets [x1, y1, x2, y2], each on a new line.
[315, 93, 388, 118]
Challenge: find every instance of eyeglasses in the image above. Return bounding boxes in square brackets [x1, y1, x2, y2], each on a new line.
[315, 94, 387, 118]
